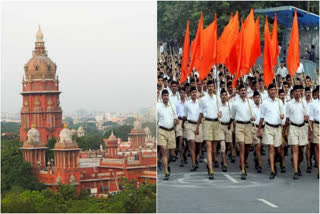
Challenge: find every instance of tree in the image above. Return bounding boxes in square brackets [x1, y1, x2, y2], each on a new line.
[45, 137, 57, 164]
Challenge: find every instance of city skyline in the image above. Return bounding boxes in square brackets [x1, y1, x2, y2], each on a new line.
[1, 1, 156, 113]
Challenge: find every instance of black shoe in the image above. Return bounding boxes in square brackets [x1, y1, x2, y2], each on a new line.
[241, 173, 246, 180]
[231, 156, 235, 163]
[164, 173, 169, 180]
[257, 166, 262, 173]
[306, 166, 312, 173]
[209, 173, 214, 180]
[269, 172, 276, 179]
[171, 156, 176, 162]
[168, 166, 171, 176]
[195, 161, 199, 169]
[293, 172, 299, 180]
[261, 147, 265, 156]
[179, 162, 184, 167]
[298, 168, 302, 176]
[190, 165, 197, 172]
[187, 152, 191, 157]
[222, 165, 228, 172]
[274, 166, 277, 176]
[281, 166, 286, 173]
[214, 161, 219, 168]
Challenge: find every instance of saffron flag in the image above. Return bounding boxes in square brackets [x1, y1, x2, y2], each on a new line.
[180, 20, 190, 84]
[188, 12, 203, 77]
[287, 9, 300, 76]
[231, 21, 244, 88]
[263, 16, 274, 87]
[251, 17, 261, 67]
[199, 14, 217, 81]
[217, 11, 239, 65]
[271, 13, 279, 67]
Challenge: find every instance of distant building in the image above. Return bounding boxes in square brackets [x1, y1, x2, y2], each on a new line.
[77, 126, 85, 137]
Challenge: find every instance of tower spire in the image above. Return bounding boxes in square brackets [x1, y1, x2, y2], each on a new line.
[36, 25, 44, 42]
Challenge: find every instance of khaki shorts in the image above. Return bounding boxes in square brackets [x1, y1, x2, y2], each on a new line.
[203, 120, 224, 142]
[262, 124, 282, 147]
[235, 123, 253, 144]
[252, 125, 263, 145]
[288, 124, 308, 146]
[185, 122, 203, 143]
[220, 124, 232, 143]
[313, 123, 319, 144]
[157, 127, 176, 149]
[175, 119, 183, 137]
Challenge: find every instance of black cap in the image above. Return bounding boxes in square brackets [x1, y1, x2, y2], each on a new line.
[239, 84, 246, 90]
[279, 89, 284, 94]
[220, 88, 227, 95]
[268, 83, 276, 90]
[190, 86, 197, 92]
[292, 85, 300, 91]
[253, 91, 260, 97]
[305, 87, 311, 92]
[161, 89, 169, 95]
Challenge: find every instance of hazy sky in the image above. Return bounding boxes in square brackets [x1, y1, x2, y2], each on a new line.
[1, 1, 156, 113]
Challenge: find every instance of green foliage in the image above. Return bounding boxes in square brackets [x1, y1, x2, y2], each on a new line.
[158, 1, 319, 44]
[1, 122, 20, 134]
[45, 137, 57, 164]
[76, 134, 104, 150]
[103, 125, 133, 141]
[123, 117, 136, 126]
[1, 180, 156, 213]
[1, 139, 45, 196]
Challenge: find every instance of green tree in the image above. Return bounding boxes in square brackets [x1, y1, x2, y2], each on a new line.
[1, 122, 20, 134]
[45, 137, 57, 164]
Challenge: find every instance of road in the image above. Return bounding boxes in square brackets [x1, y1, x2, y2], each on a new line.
[157, 149, 319, 213]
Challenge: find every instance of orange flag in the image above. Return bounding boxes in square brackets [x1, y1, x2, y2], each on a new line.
[271, 13, 279, 67]
[287, 9, 300, 76]
[251, 17, 261, 67]
[231, 21, 244, 88]
[263, 16, 274, 87]
[180, 20, 190, 84]
[199, 14, 217, 81]
[188, 12, 203, 77]
[217, 11, 239, 65]
[240, 9, 257, 75]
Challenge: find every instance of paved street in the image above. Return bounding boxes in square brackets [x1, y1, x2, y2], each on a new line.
[157, 149, 319, 213]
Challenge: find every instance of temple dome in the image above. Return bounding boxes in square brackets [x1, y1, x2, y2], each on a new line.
[23, 125, 44, 147]
[55, 124, 79, 149]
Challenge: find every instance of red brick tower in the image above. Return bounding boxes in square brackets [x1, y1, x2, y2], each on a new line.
[52, 124, 81, 193]
[20, 26, 63, 144]
[104, 130, 118, 158]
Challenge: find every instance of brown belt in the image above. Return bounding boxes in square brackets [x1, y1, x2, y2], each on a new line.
[253, 124, 264, 128]
[178, 117, 184, 120]
[314, 120, 319, 124]
[204, 117, 219, 122]
[221, 121, 231, 125]
[266, 122, 280, 128]
[159, 126, 174, 131]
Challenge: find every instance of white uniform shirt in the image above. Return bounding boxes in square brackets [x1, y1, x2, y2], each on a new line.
[184, 99, 200, 122]
[160, 45, 164, 53]
[199, 94, 220, 119]
[260, 97, 285, 125]
[286, 98, 309, 125]
[309, 99, 319, 122]
[285, 93, 291, 103]
[252, 103, 262, 125]
[170, 93, 180, 107]
[276, 66, 288, 78]
[176, 100, 186, 118]
[219, 102, 232, 123]
[157, 102, 177, 129]
[258, 89, 268, 102]
[231, 97, 254, 122]
[281, 100, 287, 126]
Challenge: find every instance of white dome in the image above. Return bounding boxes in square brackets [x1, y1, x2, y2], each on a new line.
[27, 127, 40, 143]
[59, 127, 73, 142]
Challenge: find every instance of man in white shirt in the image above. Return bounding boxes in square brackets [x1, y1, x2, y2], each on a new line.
[258, 79, 268, 102]
[175, 87, 187, 167]
[183, 87, 202, 172]
[169, 81, 180, 107]
[308, 86, 319, 178]
[279, 89, 289, 160]
[283, 85, 309, 179]
[283, 81, 291, 102]
[231, 84, 255, 180]
[304, 87, 313, 173]
[252, 91, 263, 173]
[258, 83, 285, 179]
[276, 61, 288, 78]
[219, 88, 232, 172]
[157, 89, 178, 180]
[196, 80, 223, 179]
[296, 62, 304, 79]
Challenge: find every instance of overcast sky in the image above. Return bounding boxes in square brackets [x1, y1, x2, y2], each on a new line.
[1, 1, 156, 114]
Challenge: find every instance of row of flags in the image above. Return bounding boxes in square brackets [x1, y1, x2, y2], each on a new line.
[180, 8, 300, 88]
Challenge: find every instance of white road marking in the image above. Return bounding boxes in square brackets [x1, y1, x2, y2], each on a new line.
[223, 173, 239, 183]
[258, 198, 278, 208]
